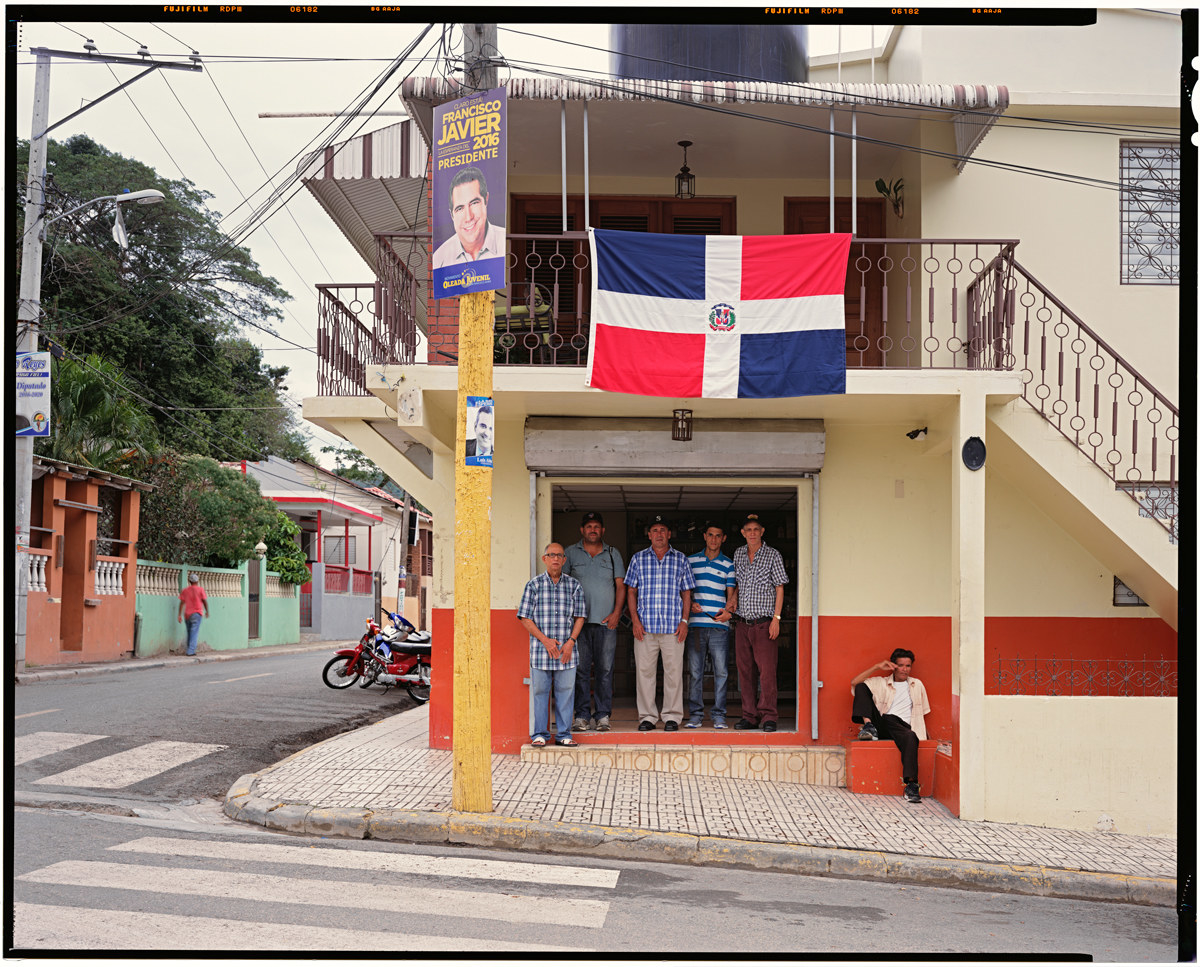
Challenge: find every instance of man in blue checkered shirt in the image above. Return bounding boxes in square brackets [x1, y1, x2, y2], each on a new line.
[624, 515, 695, 732]
[517, 543, 587, 747]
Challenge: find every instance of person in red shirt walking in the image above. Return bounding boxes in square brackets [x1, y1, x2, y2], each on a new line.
[178, 573, 210, 656]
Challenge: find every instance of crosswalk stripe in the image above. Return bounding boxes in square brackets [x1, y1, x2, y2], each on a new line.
[15, 732, 107, 766]
[12, 902, 582, 952]
[31, 741, 225, 788]
[19, 861, 610, 929]
[110, 836, 621, 889]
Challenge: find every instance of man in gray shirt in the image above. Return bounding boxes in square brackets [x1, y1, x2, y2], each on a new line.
[563, 511, 626, 732]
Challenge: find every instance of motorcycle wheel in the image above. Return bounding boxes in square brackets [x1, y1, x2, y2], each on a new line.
[406, 663, 431, 704]
[322, 655, 360, 689]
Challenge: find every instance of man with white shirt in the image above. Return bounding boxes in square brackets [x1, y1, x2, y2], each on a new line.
[850, 648, 930, 803]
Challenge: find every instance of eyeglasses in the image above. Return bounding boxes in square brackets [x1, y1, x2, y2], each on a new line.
[544, 552, 566, 559]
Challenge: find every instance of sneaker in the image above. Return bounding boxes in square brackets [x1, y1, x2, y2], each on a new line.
[595, 716, 611, 732]
[638, 720, 656, 731]
[734, 718, 758, 730]
[857, 722, 880, 741]
[904, 782, 921, 803]
[712, 717, 728, 730]
[684, 716, 702, 729]
[572, 717, 591, 732]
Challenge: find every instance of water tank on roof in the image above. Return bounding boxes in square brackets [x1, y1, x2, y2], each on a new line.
[610, 24, 808, 83]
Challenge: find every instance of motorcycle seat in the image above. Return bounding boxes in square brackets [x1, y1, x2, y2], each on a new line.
[395, 641, 432, 658]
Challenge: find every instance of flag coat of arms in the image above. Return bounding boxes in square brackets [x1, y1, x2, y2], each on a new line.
[585, 229, 853, 399]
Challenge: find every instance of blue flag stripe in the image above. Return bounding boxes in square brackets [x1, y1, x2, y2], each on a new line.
[593, 230, 707, 300]
[736, 330, 847, 398]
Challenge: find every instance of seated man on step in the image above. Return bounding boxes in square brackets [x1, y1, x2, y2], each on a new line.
[850, 648, 930, 803]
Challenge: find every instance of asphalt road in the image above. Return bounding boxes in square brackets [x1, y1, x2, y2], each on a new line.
[14, 650, 418, 801]
[10, 806, 1181, 958]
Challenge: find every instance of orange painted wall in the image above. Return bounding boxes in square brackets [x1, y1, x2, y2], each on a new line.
[429, 607, 532, 754]
[983, 617, 1177, 694]
[933, 694, 961, 816]
[810, 616, 952, 745]
[430, 610, 955, 754]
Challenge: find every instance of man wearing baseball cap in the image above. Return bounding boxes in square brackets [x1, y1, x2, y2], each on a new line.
[731, 513, 789, 732]
[623, 514, 696, 731]
[562, 511, 626, 732]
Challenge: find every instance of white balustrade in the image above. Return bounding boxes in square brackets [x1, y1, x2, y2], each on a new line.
[26, 552, 49, 593]
[94, 558, 127, 596]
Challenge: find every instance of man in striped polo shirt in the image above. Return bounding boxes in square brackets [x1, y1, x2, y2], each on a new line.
[684, 523, 736, 729]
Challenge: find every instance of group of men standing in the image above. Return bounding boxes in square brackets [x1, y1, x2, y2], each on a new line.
[516, 510, 790, 745]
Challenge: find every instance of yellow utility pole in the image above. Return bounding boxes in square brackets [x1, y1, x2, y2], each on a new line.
[451, 23, 497, 813]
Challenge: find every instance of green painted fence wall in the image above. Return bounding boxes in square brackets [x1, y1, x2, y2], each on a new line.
[135, 559, 298, 656]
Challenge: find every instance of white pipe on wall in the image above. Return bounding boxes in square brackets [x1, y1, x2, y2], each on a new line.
[811, 473, 821, 741]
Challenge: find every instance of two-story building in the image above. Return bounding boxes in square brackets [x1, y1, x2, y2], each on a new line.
[299, 16, 1179, 836]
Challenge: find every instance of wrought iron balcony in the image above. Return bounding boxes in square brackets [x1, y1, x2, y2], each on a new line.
[313, 231, 1178, 540]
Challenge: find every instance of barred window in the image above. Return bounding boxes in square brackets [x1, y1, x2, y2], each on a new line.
[1119, 141, 1179, 285]
[324, 535, 356, 566]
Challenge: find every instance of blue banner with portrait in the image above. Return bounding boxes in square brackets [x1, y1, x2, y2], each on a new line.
[432, 87, 507, 299]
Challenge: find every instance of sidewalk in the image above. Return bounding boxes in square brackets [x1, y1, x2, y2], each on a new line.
[223, 704, 1177, 908]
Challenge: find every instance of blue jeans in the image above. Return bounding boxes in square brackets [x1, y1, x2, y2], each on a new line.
[573, 623, 617, 720]
[531, 666, 577, 742]
[185, 613, 202, 655]
[686, 625, 730, 719]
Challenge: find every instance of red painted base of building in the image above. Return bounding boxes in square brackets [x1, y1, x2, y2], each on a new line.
[846, 739, 939, 799]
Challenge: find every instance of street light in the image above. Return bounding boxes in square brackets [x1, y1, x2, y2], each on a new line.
[16, 166, 167, 673]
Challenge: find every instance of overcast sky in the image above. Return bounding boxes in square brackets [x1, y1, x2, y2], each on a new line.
[12, 18, 887, 466]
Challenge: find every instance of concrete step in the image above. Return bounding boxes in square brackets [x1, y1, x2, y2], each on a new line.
[520, 742, 847, 786]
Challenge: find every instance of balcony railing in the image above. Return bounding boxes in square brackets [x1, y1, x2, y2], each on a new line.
[313, 232, 1178, 539]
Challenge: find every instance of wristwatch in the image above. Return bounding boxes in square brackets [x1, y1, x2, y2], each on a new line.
[772, 615, 781, 620]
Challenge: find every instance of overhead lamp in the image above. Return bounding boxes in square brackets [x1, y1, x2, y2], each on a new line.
[906, 426, 928, 441]
[672, 408, 693, 441]
[674, 141, 695, 200]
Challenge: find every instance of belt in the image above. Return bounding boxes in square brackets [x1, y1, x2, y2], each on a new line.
[738, 615, 773, 626]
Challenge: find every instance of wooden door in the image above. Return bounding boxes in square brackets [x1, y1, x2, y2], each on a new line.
[786, 198, 886, 368]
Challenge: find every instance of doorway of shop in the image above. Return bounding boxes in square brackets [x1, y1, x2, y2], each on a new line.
[550, 484, 801, 734]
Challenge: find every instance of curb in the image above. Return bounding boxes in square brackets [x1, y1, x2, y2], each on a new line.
[221, 774, 1175, 908]
[16, 642, 335, 683]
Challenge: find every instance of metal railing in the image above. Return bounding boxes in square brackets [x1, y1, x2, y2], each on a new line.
[973, 258, 1180, 539]
[993, 656, 1178, 697]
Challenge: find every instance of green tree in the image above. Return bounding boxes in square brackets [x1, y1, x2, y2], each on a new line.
[35, 353, 158, 471]
[17, 134, 312, 462]
[262, 511, 312, 586]
[134, 453, 278, 567]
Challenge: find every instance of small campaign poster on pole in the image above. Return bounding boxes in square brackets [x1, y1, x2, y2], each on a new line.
[465, 396, 494, 468]
[15, 352, 51, 436]
[432, 87, 507, 299]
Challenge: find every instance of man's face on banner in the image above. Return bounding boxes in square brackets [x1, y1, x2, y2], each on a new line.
[474, 408, 494, 455]
[450, 179, 489, 255]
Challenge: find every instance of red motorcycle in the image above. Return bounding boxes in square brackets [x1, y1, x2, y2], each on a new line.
[321, 609, 432, 703]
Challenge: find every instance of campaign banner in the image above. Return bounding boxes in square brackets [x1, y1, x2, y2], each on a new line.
[465, 396, 494, 468]
[432, 87, 507, 299]
[15, 352, 51, 437]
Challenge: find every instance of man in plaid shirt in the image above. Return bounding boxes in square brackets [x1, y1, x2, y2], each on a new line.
[624, 515, 696, 732]
[517, 543, 587, 747]
[731, 513, 789, 733]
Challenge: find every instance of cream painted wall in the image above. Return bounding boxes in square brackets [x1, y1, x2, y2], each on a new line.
[916, 114, 1179, 401]
[984, 462, 1165, 618]
[819, 424, 951, 615]
[983, 696, 1176, 837]
[891, 13, 1180, 96]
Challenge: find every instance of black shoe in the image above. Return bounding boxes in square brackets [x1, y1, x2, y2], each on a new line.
[664, 721, 679, 732]
[762, 720, 777, 733]
[904, 782, 921, 803]
[734, 718, 758, 730]
[857, 722, 880, 741]
[638, 720, 656, 731]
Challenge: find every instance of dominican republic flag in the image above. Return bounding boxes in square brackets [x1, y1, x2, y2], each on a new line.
[586, 229, 852, 399]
